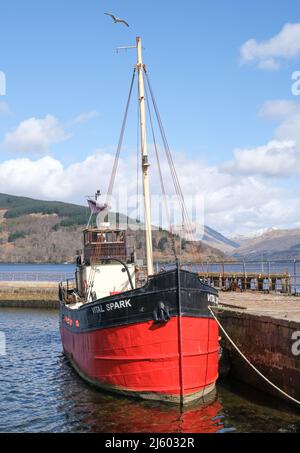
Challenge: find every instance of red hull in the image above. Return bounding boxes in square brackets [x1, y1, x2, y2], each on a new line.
[61, 316, 219, 404]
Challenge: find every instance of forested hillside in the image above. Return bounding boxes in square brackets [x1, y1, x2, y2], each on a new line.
[0, 193, 224, 263]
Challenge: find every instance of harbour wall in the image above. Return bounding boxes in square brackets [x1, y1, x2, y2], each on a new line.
[0, 282, 59, 308]
[218, 308, 300, 404]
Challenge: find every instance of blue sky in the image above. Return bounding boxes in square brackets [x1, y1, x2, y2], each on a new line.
[1, 0, 300, 235]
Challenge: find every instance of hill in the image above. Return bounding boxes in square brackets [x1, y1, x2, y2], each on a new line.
[231, 227, 300, 260]
[0, 193, 224, 264]
[202, 225, 240, 253]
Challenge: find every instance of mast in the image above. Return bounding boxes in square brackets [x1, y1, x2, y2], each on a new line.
[136, 37, 154, 276]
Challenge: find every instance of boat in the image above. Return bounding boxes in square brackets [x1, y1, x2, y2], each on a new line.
[59, 37, 219, 405]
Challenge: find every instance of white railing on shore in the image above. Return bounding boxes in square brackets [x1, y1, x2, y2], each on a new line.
[0, 272, 74, 282]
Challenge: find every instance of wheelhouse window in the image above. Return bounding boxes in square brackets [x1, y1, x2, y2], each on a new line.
[83, 228, 131, 264]
[84, 229, 126, 245]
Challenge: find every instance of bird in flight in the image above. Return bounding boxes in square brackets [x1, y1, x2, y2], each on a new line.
[104, 13, 129, 27]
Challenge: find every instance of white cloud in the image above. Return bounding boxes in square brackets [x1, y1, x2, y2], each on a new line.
[0, 151, 115, 200]
[0, 101, 11, 116]
[4, 115, 70, 153]
[69, 110, 100, 125]
[223, 140, 300, 177]
[223, 99, 300, 178]
[259, 100, 300, 119]
[259, 99, 300, 144]
[0, 156, 64, 194]
[276, 113, 300, 143]
[257, 58, 280, 71]
[240, 23, 300, 69]
[0, 149, 299, 236]
[3, 111, 100, 153]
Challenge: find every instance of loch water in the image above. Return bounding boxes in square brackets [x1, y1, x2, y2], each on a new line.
[0, 307, 299, 433]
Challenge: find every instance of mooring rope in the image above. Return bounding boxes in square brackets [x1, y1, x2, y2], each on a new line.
[208, 306, 300, 406]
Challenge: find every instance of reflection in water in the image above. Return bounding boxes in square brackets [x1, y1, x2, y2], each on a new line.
[58, 359, 223, 433]
[0, 308, 299, 433]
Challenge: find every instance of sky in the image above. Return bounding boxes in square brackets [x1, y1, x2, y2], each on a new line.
[1, 0, 300, 237]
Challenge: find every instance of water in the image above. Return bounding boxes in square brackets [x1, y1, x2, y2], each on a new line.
[0, 308, 299, 433]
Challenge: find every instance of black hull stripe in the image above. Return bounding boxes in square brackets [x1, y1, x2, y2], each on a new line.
[60, 268, 219, 334]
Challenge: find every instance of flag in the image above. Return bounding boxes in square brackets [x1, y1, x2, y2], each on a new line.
[87, 199, 109, 214]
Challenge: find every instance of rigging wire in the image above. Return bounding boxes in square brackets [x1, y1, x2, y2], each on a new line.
[143, 68, 204, 264]
[87, 69, 137, 298]
[106, 68, 137, 204]
[144, 76, 178, 260]
[143, 69, 194, 240]
[88, 64, 204, 291]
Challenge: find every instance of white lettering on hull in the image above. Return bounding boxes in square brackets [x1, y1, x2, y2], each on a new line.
[207, 294, 218, 305]
[91, 306, 105, 314]
[91, 299, 132, 315]
[107, 299, 132, 311]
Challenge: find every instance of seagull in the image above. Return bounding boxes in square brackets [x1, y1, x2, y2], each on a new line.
[104, 12, 129, 27]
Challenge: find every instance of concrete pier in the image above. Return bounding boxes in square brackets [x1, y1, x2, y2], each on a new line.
[0, 281, 59, 308]
[218, 292, 300, 405]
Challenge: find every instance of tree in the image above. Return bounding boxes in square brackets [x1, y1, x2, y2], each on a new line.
[158, 237, 168, 252]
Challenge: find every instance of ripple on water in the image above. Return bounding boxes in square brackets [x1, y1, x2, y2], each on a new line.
[0, 307, 299, 433]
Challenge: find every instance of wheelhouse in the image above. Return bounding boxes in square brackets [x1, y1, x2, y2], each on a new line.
[82, 227, 134, 265]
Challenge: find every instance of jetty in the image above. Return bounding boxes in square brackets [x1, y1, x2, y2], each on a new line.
[0, 281, 58, 308]
[216, 292, 300, 405]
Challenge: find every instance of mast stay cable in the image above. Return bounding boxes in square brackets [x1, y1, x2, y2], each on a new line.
[144, 68, 204, 265]
[144, 69, 195, 239]
[86, 69, 137, 301]
[106, 68, 137, 204]
[144, 79, 178, 260]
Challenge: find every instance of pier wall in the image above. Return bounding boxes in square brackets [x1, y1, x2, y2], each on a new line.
[0, 282, 59, 308]
[218, 309, 300, 403]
